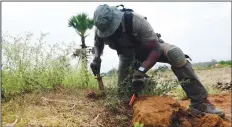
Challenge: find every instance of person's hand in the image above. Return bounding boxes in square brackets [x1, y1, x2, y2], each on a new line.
[90, 57, 101, 76]
[132, 70, 148, 94]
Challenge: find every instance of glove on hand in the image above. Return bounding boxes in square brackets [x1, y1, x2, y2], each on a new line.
[132, 70, 149, 94]
[90, 57, 101, 76]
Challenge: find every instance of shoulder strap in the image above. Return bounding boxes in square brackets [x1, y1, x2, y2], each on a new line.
[123, 12, 140, 46]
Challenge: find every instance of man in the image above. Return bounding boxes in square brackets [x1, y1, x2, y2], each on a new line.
[90, 4, 225, 118]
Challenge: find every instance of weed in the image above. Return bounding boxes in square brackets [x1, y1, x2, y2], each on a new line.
[2, 32, 98, 99]
[170, 86, 188, 100]
[205, 85, 221, 95]
[134, 122, 144, 127]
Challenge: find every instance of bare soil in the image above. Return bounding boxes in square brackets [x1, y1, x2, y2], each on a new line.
[132, 93, 231, 127]
[180, 92, 231, 127]
[132, 95, 180, 126]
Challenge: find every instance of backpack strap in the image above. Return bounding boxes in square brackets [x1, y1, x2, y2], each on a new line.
[116, 5, 147, 47]
[123, 11, 141, 48]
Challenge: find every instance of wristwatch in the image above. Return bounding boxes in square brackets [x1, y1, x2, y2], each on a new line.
[138, 66, 146, 73]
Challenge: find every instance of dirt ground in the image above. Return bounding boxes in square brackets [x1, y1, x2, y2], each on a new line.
[2, 88, 133, 127]
[157, 67, 231, 86]
[179, 92, 231, 127]
[3, 88, 230, 127]
[132, 92, 231, 127]
[2, 67, 231, 127]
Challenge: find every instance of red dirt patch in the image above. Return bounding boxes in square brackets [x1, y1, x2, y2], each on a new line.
[132, 95, 180, 126]
[197, 114, 224, 127]
[132, 93, 231, 127]
[180, 92, 231, 125]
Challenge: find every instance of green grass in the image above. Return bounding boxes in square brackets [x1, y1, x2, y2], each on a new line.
[2, 32, 98, 100]
[170, 86, 188, 100]
[204, 84, 221, 95]
[170, 84, 221, 100]
[134, 122, 144, 127]
[218, 60, 232, 66]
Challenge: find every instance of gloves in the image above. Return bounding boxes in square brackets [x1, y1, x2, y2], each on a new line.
[90, 57, 101, 76]
[132, 70, 149, 94]
[132, 71, 146, 82]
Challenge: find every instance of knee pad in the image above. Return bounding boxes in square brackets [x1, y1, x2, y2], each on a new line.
[165, 45, 187, 68]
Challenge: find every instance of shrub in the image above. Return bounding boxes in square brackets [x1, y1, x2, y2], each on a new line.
[2, 32, 98, 99]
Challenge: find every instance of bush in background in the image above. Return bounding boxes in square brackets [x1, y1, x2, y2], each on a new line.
[2, 32, 98, 99]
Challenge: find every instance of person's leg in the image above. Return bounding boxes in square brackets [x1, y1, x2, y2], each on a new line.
[118, 54, 135, 103]
[171, 61, 208, 103]
[166, 45, 225, 117]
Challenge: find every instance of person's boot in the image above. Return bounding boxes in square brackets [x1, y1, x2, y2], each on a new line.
[189, 98, 225, 118]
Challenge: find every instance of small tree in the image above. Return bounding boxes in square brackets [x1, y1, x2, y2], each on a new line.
[68, 13, 94, 87]
[211, 59, 218, 65]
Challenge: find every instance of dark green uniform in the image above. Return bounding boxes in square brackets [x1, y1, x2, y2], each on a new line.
[99, 12, 208, 104]
[92, 4, 225, 118]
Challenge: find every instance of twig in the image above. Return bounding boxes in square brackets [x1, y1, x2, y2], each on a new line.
[42, 97, 73, 103]
[91, 113, 101, 124]
[79, 121, 99, 127]
[6, 118, 18, 127]
[70, 104, 76, 109]
[41, 97, 82, 105]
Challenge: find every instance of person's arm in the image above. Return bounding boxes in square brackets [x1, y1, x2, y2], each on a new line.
[139, 40, 160, 73]
[94, 30, 105, 59]
[90, 29, 105, 76]
[133, 13, 161, 73]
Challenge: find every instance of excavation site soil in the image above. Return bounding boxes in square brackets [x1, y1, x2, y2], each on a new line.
[132, 93, 231, 127]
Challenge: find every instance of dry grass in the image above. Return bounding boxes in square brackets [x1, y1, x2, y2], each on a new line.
[152, 66, 231, 100]
[156, 66, 231, 87]
[194, 67, 231, 86]
[2, 88, 106, 127]
[2, 88, 132, 127]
